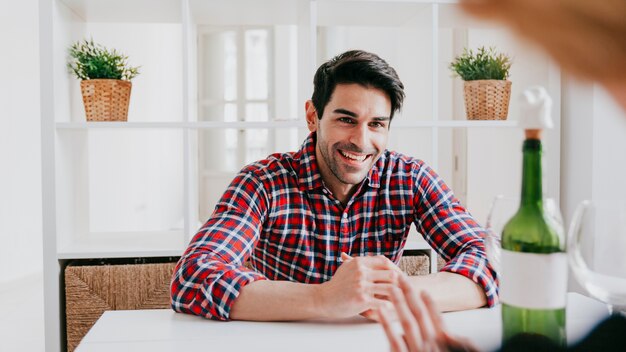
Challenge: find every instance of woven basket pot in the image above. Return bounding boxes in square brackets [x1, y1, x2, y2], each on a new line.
[463, 79, 512, 120]
[80, 79, 131, 121]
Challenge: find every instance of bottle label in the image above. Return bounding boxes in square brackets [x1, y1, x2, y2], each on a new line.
[500, 249, 567, 309]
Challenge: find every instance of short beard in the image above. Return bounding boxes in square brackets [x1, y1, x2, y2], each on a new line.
[317, 129, 372, 185]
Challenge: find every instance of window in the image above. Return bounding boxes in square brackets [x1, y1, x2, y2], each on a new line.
[198, 26, 276, 219]
[198, 26, 274, 171]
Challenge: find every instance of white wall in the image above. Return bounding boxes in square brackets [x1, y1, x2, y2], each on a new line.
[560, 77, 594, 227]
[589, 87, 626, 276]
[561, 77, 626, 291]
[590, 88, 626, 201]
[561, 79, 626, 217]
[0, 0, 43, 285]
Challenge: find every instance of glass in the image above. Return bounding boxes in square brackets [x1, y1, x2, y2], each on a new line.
[484, 195, 512, 273]
[484, 195, 564, 274]
[568, 200, 626, 315]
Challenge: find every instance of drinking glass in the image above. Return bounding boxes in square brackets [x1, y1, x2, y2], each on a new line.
[484, 195, 564, 274]
[568, 200, 626, 315]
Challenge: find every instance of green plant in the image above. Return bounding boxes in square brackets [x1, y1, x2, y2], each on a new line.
[68, 39, 140, 81]
[449, 46, 511, 81]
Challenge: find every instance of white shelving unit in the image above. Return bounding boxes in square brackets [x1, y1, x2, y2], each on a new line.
[55, 120, 519, 129]
[40, 0, 560, 350]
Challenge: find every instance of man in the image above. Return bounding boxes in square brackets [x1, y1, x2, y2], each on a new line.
[170, 50, 497, 321]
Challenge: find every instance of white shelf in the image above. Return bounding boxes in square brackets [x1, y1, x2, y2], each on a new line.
[56, 122, 189, 129]
[55, 120, 307, 129]
[189, 0, 304, 26]
[317, 1, 431, 27]
[438, 2, 502, 29]
[57, 230, 186, 259]
[55, 119, 517, 129]
[59, 0, 181, 23]
[393, 120, 518, 128]
[314, 0, 498, 29]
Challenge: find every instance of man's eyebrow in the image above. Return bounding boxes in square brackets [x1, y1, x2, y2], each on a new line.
[333, 108, 390, 121]
[333, 108, 357, 117]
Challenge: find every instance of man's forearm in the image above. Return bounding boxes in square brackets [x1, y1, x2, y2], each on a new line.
[229, 255, 401, 321]
[407, 272, 487, 312]
[229, 280, 324, 321]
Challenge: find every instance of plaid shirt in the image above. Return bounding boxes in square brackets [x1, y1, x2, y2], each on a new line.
[171, 133, 498, 320]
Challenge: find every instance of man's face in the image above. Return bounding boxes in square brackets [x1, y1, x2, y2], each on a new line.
[306, 83, 391, 195]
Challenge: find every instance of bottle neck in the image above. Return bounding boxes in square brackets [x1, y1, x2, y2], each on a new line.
[520, 138, 543, 208]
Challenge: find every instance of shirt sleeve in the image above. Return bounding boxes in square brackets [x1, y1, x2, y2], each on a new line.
[170, 170, 269, 320]
[413, 162, 499, 307]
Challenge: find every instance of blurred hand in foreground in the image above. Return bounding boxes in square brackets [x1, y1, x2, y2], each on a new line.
[459, 0, 626, 110]
[377, 274, 478, 352]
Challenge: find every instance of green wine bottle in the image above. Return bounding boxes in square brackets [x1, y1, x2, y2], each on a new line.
[500, 134, 567, 346]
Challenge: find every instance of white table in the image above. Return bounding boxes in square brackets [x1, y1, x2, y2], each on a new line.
[76, 293, 609, 352]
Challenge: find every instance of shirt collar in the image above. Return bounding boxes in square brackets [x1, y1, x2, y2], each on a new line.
[296, 132, 382, 191]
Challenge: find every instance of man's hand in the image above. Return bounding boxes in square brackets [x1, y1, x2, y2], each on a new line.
[342, 253, 404, 322]
[315, 253, 400, 319]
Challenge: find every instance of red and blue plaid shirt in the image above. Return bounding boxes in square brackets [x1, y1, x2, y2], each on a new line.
[171, 133, 498, 320]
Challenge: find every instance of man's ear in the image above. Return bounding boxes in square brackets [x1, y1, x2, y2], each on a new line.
[305, 100, 318, 132]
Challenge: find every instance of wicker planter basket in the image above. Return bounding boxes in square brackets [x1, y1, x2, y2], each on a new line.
[64, 262, 175, 352]
[80, 79, 131, 121]
[463, 79, 512, 120]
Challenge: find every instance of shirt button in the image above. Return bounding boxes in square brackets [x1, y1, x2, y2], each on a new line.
[343, 213, 348, 219]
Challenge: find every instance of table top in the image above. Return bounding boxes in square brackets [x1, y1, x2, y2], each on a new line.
[76, 293, 609, 352]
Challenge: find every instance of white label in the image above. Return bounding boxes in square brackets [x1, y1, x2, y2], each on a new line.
[500, 249, 567, 309]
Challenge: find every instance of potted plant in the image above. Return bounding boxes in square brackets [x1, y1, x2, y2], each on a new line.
[68, 39, 140, 122]
[450, 46, 512, 120]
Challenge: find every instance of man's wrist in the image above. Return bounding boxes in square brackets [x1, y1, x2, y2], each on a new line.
[311, 282, 329, 318]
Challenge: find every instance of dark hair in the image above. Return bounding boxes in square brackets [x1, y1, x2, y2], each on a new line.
[311, 50, 405, 120]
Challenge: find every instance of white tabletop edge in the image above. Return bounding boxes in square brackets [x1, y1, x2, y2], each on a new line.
[76, 293, 610, 352]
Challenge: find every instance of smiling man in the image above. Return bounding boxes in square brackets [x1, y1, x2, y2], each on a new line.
[171, 50, 498, 321]
[309, 84, 389, 204]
